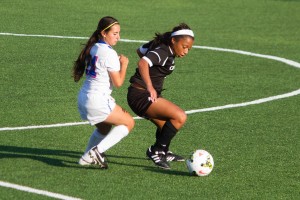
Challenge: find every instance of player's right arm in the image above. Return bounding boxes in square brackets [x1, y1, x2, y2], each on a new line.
[137, 48, 144, 58]
[138, 58, 157, 102]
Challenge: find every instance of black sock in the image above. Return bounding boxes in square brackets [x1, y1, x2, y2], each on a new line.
[155, 127, 170, 151]
[152, 121, 177, 152]
[155, 127, 160, 141]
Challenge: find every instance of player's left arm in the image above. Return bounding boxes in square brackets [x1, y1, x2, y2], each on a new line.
[109, 54, 129, 88]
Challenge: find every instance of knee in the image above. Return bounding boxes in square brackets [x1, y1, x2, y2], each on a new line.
[173, 111, 187, 129]
[127, 117, 135, 132]
[178, 111, 187, 125]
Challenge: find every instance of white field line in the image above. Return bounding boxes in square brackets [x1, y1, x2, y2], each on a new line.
[0, 32, 299, 132]
[1, 88, 299, 131]
[0, 181, 82, 200]
[0, 32, 148, 43]
[186, 88, 300, 114]
[1, 32, 299, 69]
[193, 46, 300, 69]
[0, 117, 142, 131]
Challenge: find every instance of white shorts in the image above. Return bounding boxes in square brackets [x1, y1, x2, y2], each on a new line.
[78, 90, 116, 125]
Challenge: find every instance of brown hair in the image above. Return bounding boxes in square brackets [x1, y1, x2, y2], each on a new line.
[72, 16, 119, 82]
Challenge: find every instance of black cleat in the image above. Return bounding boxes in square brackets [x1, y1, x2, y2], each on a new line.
[146, 147, 170, 170]
[166, 151, 185, 162]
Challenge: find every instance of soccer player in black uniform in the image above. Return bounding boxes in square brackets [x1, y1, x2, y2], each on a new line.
[127, 23, 194, 169]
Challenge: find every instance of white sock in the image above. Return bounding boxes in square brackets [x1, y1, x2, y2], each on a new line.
[84, 129, 106, 153]
[96, 125, 129, 153]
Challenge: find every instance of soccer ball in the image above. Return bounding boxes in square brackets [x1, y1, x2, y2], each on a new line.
[186, 149, 214, 176]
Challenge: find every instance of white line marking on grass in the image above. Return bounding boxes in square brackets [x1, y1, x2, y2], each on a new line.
[0, 181, 82, 200]
[186, 88, 300, 114]
[193, 46, 300, 69]
[0, 117, 142, 131]
[0, 121, 88, 131]
[0, 32, 148, 43]
[0, 32, 88, 40]
[1, 32, 299, 69]
[1, 89, 299, 131]
[0, 32, 299, 132]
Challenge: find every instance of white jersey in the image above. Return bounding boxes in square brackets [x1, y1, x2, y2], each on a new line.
[77, 41, 120, 125]
[81, 41, 120, 95]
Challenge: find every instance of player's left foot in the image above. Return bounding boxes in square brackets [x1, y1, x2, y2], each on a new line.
[78, 150, 107, 166]
[166, 151, 185, 162]
[87, 147, 108, 169]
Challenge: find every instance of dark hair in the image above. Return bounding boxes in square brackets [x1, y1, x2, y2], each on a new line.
[149, 23, 193, 50]
[72, 16, 119, 82]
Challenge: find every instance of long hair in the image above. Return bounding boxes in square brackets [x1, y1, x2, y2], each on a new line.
[72, 16, 119, 82]
[149, 23, 192, 50]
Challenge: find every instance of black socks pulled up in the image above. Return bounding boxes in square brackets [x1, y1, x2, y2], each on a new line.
[152, 120, 178, 152]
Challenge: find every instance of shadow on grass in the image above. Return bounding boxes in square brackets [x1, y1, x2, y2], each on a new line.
[0, 145, 82, 168]
[109, 158, 191, 176]
[143, 167, 191, 177]
[0, 145, 190, 175]
[0, 145, 151, 170]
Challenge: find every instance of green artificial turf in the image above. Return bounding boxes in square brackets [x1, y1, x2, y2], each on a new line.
[0, 0, 299, 199]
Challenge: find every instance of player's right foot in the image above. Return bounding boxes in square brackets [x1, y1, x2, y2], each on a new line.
[166, 151, 185, 162]
[78, 156, 93, 166]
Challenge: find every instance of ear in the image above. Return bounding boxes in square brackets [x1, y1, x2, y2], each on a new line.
[171, 37, 176, 45]
[101, 30, 107, 38]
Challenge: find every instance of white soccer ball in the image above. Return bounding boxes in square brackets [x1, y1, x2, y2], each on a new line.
[186, 149, 214, 176]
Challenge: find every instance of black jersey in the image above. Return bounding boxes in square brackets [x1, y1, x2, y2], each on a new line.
[129, 41, 175, 93]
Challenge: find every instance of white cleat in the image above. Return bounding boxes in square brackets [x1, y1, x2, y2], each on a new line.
[78, 152, 94, 166]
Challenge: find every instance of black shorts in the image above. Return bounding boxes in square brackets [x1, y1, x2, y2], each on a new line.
[127, 86, 152, 117]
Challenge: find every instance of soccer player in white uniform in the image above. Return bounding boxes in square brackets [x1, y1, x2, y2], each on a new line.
[73, 16, 134, 169]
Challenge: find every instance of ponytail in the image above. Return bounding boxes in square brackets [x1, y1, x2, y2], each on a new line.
[148, 23, 192, 50]
[73, 30, 99, 82]
[150, 31, 172, 49]
[72, 16, 119, 82]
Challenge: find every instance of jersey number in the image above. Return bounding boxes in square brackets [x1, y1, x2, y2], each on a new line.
[86, 56, 98, 78]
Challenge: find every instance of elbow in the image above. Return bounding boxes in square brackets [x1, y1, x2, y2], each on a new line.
[137, 49, 143, 58]
[113, 81, 123, 88]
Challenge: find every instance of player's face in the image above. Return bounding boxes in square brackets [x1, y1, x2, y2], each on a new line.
[102, 24, 120, 46]
[171, 36, 194, 58]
